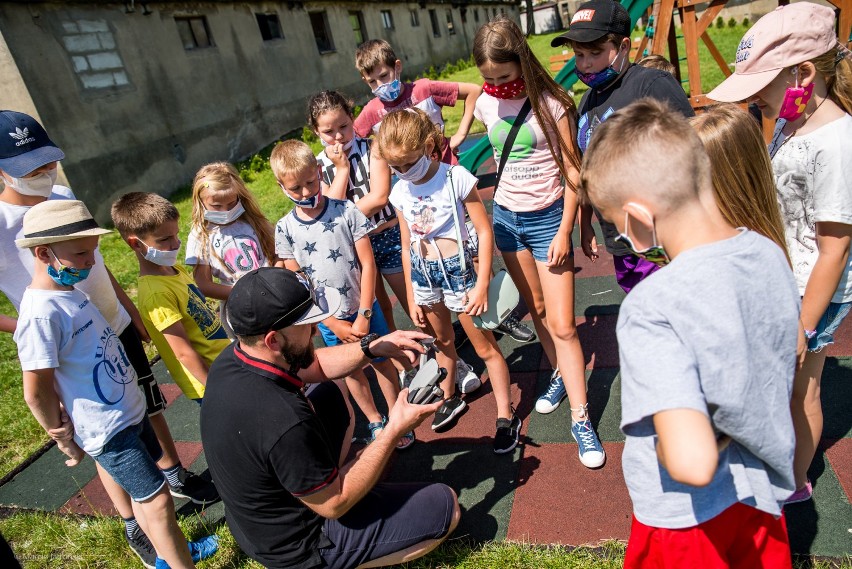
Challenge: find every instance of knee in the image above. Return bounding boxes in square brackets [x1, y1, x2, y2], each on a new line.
[444, 486, 461, 536]
[549, 318, 579, 343]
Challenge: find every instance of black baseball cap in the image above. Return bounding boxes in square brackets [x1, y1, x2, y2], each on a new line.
[551, 0, 632, 46]
[0, 110, 65, 177]
[227, 267, 340, 336]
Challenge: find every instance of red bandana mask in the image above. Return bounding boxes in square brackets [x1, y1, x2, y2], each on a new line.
[483, 77, 526, 99]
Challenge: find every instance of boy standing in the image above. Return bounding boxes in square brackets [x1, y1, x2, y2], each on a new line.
[271, 140, 414, 448]
[111, 193, 230, 404]
[14, 200, 217, 569]
[550, 0, 694, 293]
[581, 99, 798, 567]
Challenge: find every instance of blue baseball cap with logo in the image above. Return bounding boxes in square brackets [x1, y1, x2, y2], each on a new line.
[0, 111, 65, 177]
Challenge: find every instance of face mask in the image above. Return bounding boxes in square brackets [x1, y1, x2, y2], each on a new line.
[482, 77, 526, 99]
[778, 68, 814, 121]
[203, 201, 245, 225]
[8, 169, 58, 197]
[280, 181, 322, 208]
[614, 206, 670, 267]
[373, 78, 402, 102]
[390, 154, 431, 183]
[142, 239, 181, 266]
[577, 48, 627, 90]
[46, 247, 91, 286]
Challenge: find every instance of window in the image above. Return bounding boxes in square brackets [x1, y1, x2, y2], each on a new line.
[349, 11, 366, 45]
[492, 8, 498, 18]
[311, 11, 335, 53]
[255, 13, 283, 41]
[381, 10, 394, 30]
[460, 8, 467, 25]
[446, 10, 456, 35]
[429, 9, 441, 38]
[474, 8, 480, 23]
[410, 10, 420, 27]
[175, 16, 213, 50]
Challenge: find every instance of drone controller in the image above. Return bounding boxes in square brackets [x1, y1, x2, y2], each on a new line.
[403, 338, 446, 405]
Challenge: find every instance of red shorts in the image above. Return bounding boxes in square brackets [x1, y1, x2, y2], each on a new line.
[624, 502, 792, 569]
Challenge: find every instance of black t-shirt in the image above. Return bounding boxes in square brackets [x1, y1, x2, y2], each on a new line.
[576, 64, 695, 253]
[200, 343, 337, 569]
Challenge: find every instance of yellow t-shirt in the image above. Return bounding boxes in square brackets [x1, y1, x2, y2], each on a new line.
[138, 265, 230, 400]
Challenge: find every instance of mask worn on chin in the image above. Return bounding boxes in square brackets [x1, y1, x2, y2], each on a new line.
[46, 247, 91, 286]
[779, 69, 814, 121]
[482, 77, 526, 99]
[203, 201, 245, 225]
[8, 169, 58, 197]
[373, 78, 402, 102]
[142, 240, 181, 266]
[279, 182, 322, 208]
[577, 48, 627, 90]
[390, 154, 432, 183]
[614, 208, 670, 267]
[319, 139, 355, 152]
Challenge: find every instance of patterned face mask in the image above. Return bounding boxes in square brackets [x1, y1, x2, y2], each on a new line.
[46, 247, 91, 286]
[614, 206, 670, 267]
[482, 77, 526, 99]
[372, 78, 402, 102]
[577, 48, 627, 90]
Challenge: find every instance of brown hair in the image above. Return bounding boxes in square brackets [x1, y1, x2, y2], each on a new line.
[811, 46, 852, 115]
[270, 140, 317, 182]
[473, 16, 581, 190]
[375, 108, 443, 162]
[111, 192, 179, 239]
[190, 162, 276, 268]
[355, 39, 397, 76]
[638, 54, 676, 76]
[307, 90, 356, 130]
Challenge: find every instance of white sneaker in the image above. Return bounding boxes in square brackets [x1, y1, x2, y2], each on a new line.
[455, 359, 481, 394]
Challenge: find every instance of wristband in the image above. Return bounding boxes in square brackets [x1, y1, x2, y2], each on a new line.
[804, 329, 817, 340]
[360, 333, 380, 360]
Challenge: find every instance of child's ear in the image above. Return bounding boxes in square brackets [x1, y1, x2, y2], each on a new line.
[622, 202, 656, 246]
[797, 62, 817, 88]
[34, 245, 51, 264]
[394, 59, 402, 74]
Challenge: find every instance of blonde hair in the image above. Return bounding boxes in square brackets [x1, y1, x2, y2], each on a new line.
[638, 54, 677, 76]
[473, 16, 581, 189]
[190, 162, 276, 269]
[376, 108, 443, 161]
[355, 39, 397, 76]
[270, 140, 317, 182]
[811, 46, 852, 115]
[111, 192, 179, 240]
[690, 104, 790, 264]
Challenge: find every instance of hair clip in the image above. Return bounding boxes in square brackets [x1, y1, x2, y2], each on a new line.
[836, 42, 852, 66]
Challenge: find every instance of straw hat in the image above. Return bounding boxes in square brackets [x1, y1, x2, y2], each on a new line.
[16, 199, 111, 248]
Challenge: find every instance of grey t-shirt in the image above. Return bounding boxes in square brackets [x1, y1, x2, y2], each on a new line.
[618, 230, 799, 528]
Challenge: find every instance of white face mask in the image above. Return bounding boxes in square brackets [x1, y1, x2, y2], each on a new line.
[203, 201, 245, 225]
[8, 169, 58, 197]
[142, 239, 181, 266]
[390, 154, 431, 183]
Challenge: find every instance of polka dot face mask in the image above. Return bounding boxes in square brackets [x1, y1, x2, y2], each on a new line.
[482, 77, 526, 99]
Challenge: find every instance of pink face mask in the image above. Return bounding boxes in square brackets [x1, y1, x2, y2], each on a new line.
[778, 69, 814, 121]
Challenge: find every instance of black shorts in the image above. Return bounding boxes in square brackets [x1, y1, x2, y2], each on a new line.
[118, 326, 166, 416]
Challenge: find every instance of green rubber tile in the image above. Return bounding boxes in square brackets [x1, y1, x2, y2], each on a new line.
[574, 275, 624, 318]
[383, 441, 521, 543]
[0, 446, 97, 511]
[174, 451, 226, 526]
[786, 449, 852, 557]
[152, 358, 175, 385]
[163, 393, 202, 442]
[821, 357, 852, 440]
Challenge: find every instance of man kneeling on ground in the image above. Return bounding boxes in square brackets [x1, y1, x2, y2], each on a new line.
[200, 267, 460, 568]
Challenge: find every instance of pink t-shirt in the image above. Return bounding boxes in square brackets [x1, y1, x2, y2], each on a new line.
[474, 92, 566, 212]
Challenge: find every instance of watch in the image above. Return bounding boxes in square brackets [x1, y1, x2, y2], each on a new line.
[360, 333, 380, 360]
[358, 307, 373, 319]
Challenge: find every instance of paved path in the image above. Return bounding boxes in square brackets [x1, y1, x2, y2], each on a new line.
[1, 216, 850, 561]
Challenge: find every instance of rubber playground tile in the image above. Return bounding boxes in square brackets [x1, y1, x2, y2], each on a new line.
[383, 440, 522, 543]
[526, 369, 623, 444]
[573, 247, 618, 279]
[507, 442, 632, 545]
[574, 275, 625, 318]
[0, 446, 97, 511]
[576, 313, 620, 370]
[820, 358, 852, 440]
[824, 438, 852, 505]
[151, 358, 175, 384]
[826, 316, 852, 357]
[160, 383, 184, 407]
[162, 394, 202, 442]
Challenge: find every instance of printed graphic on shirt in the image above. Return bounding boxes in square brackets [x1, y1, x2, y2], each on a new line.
[776, 168, 814, 252]
[411, 203, 438, 237]
[488, 115, 536, 162]
[186, 283, 228, 340]
[211, 232, 264, 276]
[92, 325, 136, 405]
[577, 106, 615, 153]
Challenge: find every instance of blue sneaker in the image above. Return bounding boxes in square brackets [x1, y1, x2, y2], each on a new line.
[155, 534, 219, 568]
[571, 419, 606, 468]
[535, 370, 566, 414]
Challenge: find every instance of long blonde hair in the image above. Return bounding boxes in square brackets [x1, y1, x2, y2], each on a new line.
[690, 104, 790, 264]
[472, 16, 582, 190]
[190, 162, 276, 270]
[811, 45, 852, 115]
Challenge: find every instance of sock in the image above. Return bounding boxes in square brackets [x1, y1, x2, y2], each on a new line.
[161, 464, 183, 488]
[123, 516, 139, 539]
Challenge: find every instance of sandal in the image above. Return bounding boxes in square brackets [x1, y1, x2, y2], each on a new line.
[367, 416, 388, 443]
[396, 430, 416, 450]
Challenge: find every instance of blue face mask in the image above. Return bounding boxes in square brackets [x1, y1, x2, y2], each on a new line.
[280, 182, 322, 208]
[577, 47, 627, 90]
[47, 247, 91, 286]
[373, 78, 402, 102]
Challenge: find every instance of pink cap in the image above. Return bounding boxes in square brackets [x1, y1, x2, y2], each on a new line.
[707, 2, 837, 102]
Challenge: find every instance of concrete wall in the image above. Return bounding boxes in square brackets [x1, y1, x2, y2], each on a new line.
[0, 1, 518, 222]
[520, 4, 564, 34]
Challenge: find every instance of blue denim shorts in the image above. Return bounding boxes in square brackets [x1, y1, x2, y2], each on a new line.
[493, 200, 571, 262]
[808, 301, 851, 352]
[317, 299, 391, 361]
[410, 249, 476, 313]
[92, 416, 166, 502]
[369, 224, 404, 275]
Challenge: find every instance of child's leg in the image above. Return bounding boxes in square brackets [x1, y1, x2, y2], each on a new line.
[345, 368, 384, 425]
[132, 487, 194, 568]
[374, 276, 397, 333]
[457, 314, 512, 419]
[422, 302, 459, 398]
[373, 359, 401, 412]
[791, 349, 828, 489]
[94, 462, 135, 518]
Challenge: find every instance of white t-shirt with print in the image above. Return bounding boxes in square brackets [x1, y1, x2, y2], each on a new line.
[14, 288, 146, 455]
[389, 163, 476, 244]
[0, 185, 131, 333]
[185, 220, 268, 286]
[769, 114, 852, 303]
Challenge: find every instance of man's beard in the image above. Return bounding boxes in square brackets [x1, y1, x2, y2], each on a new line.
[280, 337, 315, 371]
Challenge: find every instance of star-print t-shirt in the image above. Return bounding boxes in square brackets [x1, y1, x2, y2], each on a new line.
[275, 198, 373, 319]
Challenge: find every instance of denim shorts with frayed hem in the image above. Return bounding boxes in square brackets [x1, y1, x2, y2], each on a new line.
[493, 200, 571, 263]
[92, 416, 166, 502]
[411, 249, 476, 313]
[808, 301, 852, 353]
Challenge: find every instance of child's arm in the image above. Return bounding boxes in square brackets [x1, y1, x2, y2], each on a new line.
[161, 321, 212, 386]
[547, 114, 581, 269]
[462, 187, 492, 316]
[448, 82, 483, 152]
[653, 409, 719, 487]
[800, 222, 852, 332]
[356, 147, 392, 218]
[192, 263, 234, 301]
[350, 236, 377, 338]
[282, 258, 356, 342]
[107, 268, 150, 342]
[22, 368, 83, 465]
[0, 314, 16, 334]
[578, 203, 599, 262]
[323, 148, 352, 202]
[396, 210, 426, 328]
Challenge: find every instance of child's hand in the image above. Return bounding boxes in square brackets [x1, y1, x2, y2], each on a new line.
[448, 132, 465, 155]
[58, 440, 85, 468]
[410, 304, 427, 328]
[464, 286, 489, 317]
[351, 315, 370, 338]
[580, 223, 599, 262]
[327, 318, 361, 343]
[328, 143, 350, 169]
[48, 407, 75, 442]
[546, 228, 573, 268]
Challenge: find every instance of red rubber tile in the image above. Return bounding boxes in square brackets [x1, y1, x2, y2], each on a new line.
[824, 438, 852, 503]
[573, 248, 617, 279]
[577, 313, 620, 369]
[827, 315, 852, 357]
[160, 384, 184, 407]
[507, 442, 632, 545]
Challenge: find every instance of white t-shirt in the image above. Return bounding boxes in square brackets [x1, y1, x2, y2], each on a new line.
[389, 163, 476, 244]
[769, 114, 852, 303]
[14, 287, 146, 455]
[185, 220, 268, 286]
[0, 185, 131, 333]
